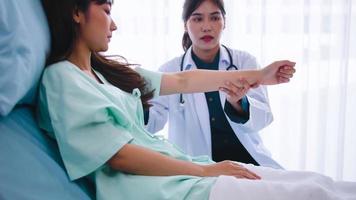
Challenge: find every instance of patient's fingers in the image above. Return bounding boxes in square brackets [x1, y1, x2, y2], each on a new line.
[237, 168, 261, 180]
[276, 60, 296, 68]
[278, 77, 290, 83]
[277, 72, 294, 79]
[231, 162, 261, 180]
[279, 66, 296, 75]
[234, 170, 260, 180]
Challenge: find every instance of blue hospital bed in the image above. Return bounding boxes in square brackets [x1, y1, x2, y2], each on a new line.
[0, 0, 95, 199]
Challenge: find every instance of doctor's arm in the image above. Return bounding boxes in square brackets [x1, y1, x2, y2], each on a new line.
[222, 80, 273, 131]
[159, 60, 296, 96]
[221, 54, 276, 131]
[107, 143, 260, 179]
[220, 80, 251, 121]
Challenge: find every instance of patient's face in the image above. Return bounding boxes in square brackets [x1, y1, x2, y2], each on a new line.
[75, 2, 117, 52]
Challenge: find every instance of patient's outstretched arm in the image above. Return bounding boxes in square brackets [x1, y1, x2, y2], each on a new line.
[160, 60, 296, 96]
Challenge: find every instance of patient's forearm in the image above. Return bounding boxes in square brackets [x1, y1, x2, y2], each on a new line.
[159, 60, 296, 96]
[107, 144, 204, 176]
[160, 69, 261, 95]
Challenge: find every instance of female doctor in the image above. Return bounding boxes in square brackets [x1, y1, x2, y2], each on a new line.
[145, 0, 282, 169]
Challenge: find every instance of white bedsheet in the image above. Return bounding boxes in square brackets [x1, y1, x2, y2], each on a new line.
[209, 163, 356, 200]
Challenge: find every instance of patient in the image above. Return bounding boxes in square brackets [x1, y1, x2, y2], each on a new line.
[38, 0, 355, 199]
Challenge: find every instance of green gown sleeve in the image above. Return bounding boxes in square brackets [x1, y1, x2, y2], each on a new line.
[135, 67, 162, 98]
[39, 63, 134, 181]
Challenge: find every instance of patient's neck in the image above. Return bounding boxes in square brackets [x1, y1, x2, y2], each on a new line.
[68, 39, 91, 71]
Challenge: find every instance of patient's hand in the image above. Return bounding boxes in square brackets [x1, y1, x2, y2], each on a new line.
[201, 161, 261, 180]
[260, 60, 296, 85]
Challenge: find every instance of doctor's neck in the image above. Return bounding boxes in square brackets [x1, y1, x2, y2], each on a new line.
[192, 44, 220, 63]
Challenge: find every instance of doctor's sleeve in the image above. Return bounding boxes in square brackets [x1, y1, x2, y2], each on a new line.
[38, 68, 134, 181]
[224, 97, 250, 124]
[228, 51, 273, 132]
[145, 95, 170, 133]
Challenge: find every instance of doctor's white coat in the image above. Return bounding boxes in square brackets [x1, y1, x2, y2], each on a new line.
[146, 46, 282, 169]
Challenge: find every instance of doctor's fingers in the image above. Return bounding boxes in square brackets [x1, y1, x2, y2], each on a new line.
[238, 78, 251, 88]
[220, 87, 245, 100]
[225, 80, 250, 93]
[237, 78, 251, 90]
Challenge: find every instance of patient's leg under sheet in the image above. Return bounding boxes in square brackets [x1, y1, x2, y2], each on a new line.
[209, 164, 356, 200]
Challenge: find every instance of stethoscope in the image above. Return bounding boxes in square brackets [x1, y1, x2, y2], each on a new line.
[179, 45, 238, 106]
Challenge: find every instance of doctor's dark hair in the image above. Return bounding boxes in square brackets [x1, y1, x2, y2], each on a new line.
[41, 0, 154, 109]
[182, 0, 226, 51]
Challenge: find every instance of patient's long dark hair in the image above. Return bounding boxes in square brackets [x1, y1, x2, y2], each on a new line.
[182, 0, 226, 51]
[41, 0, 154, 109]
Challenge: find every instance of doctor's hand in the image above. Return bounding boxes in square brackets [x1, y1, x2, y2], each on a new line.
[259, 60, 296, 85]
[201, 161, 261, 180]
[219, 79, 251, 113]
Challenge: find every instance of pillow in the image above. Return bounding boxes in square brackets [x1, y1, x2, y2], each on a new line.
[0, 0, 50, 117]
[0, 106, 95, 199]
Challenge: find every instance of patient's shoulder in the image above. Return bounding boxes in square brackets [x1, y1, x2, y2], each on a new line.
[44, 60, 77, 77]
[42, 60, 92, 88]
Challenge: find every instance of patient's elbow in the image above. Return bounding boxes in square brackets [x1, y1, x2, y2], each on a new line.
[107, 151, 126, 171]
[107, 144, 137, 172]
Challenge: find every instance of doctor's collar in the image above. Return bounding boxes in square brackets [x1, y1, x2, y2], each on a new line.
[183, 46, 229, 70]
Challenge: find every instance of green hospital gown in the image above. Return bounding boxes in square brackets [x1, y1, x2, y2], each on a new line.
[37, 61, 217, 200]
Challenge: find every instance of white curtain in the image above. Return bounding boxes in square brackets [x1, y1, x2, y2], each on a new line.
[108, 0, 356, 181]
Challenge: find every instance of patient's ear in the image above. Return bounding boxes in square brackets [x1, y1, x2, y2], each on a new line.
[73, 8, 84, 24]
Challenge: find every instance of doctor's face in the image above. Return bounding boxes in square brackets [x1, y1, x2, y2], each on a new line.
[185, 0, 225, 53]
[75, 2, 117, 52]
